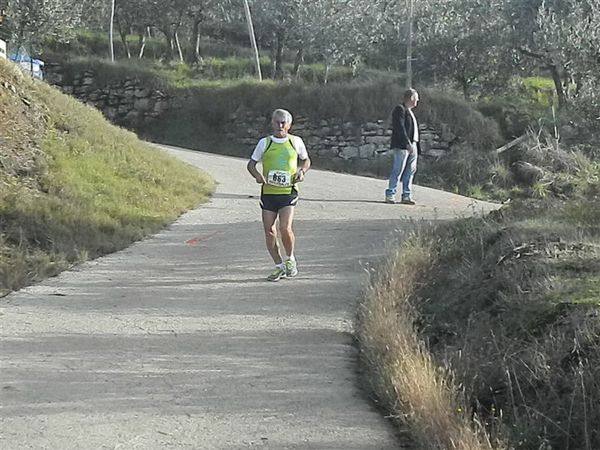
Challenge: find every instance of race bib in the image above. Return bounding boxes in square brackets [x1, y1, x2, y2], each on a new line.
[267, 170, 292, 187]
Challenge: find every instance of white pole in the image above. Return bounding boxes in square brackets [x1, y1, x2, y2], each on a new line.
[243, 0, 262, 81]
[109, 0, 116, 62]
[406, 0, 413, 89]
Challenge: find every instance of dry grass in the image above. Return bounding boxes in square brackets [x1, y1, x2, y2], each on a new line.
[358, 173, 600, 447]
[357, 237, 498, 450]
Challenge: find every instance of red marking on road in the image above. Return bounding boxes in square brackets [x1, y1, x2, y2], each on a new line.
[185, 230, 223, 246]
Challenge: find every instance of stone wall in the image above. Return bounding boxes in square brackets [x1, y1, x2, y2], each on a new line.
[228, 111, 452, 175]
[44, 63, 171, 128]
[44, 64, 454, 175]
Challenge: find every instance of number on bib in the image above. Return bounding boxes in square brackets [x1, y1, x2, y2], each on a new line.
[267, 170, 292, 187]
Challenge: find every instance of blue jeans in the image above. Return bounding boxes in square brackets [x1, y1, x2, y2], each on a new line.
[385, 148, 417, 199]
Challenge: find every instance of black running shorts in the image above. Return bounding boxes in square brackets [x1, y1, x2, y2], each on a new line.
[260, 188, 299, 212]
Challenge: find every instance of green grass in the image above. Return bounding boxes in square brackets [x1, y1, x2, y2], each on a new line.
[0, 58, 214, 295]
[43, 28, 256, 62]
[521, 77, 556, 108]
[478, 77, 557, 139]
[44, 55, 169, 89]
[51, 54, 382, 89]
[42, 29, 384, 85]
[546, 276, 600, 305]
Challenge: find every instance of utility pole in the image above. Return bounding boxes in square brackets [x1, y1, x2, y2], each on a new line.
[406, 0, 414, 89]
[109, 0, 116, 62]
[243, 0, 262, 81]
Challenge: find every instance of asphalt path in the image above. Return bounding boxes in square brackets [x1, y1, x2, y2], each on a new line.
[1, 146, 497, 449]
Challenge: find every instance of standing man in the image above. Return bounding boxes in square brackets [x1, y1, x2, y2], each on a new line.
[247, 109, 311, 281]
[385, 88, 421, 205]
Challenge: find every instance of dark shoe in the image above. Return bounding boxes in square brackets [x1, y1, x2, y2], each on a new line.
[400, 198, 416, 205]
[267, 267, 286, 281]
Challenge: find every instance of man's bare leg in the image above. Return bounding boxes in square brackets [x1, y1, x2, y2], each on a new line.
[278, 206, 299, 277]
[278, 206, 295, 258]
[262, 209, 283, 264]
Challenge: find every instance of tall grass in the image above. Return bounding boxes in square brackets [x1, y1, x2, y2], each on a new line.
[357, 235, 497, 450]
[360, 193, 600, 449]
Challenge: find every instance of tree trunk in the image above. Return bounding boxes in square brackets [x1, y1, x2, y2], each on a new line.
[270, 39, 277, 78]
[186, 19, 202, 65]
[457, 75, 469, 99]
[351, 58, 359, 77]
[548, 64, 567, 109]
[292, 48, 304, 78]
[116, 17, 131, 59]
[159, 28, 174, 60]
[406, 0, 414, 89]
[174, 30, 184, 62]
[273, 30, 285, 80]
[574, 73, 582, 96]
[519, 47, 568, 109]
[137, 30, 146, 59]
[109, 0, 116, 61]
[14, 21, 26, 56]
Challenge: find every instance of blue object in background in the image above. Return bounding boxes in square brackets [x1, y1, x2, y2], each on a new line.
[8, 52, 44, 80]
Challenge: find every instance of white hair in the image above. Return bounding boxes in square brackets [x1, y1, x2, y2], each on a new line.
[272, 108, 293, 124]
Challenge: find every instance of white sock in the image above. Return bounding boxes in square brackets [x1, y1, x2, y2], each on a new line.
[276, 262, 285, 269]
[286, 254, 296, 262]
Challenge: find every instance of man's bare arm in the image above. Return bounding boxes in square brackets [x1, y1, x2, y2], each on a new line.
[295, 157, 311, 182]
[247, 159, 266, 184]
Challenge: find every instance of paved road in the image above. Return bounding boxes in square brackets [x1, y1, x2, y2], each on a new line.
[1, 147, 496, 449]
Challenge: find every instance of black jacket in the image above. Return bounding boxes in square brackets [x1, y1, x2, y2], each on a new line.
[390, 104, 421, 154]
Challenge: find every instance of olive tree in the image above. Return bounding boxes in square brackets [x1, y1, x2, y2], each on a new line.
[4, 0, 81, 54]
[183, 0, 235, 65]
[301, 0, 386, 76]
[504, 0, 600, 108]
[415, 0, 511, 98]
[249, 0, 306, 79]
[251, 0, 389, 81]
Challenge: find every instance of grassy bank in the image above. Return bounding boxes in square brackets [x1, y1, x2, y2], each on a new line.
[358, 156, 600, 448]
[358, 234, 495, 449]
[0, 58, 214, 296]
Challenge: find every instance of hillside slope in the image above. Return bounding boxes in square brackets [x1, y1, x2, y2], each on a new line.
[0, 58, 214, 296]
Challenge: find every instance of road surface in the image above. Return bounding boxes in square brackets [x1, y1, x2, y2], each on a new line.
[0, 146, 497, 449]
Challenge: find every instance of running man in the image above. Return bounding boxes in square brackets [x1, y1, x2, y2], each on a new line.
[247, 109, 311, 281]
